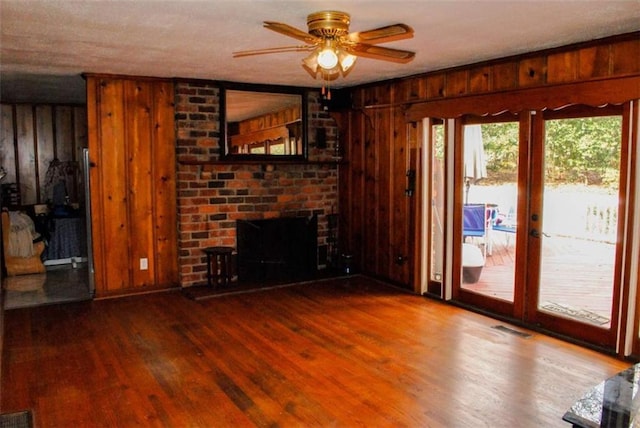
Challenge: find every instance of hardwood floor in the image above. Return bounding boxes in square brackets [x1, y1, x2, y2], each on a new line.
[1, 276, 629, 427]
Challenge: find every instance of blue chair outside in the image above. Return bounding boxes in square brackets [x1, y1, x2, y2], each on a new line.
[463, 204, 488, 259]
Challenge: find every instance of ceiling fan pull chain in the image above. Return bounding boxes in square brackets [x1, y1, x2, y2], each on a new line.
[322, 73, 331, 101]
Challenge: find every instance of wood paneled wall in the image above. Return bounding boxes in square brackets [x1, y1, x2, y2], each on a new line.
[338, 32, 640, 289]
[389, 34, 640, 109]
[0, 103, 87, 206]
[86, 75, 178, 297]
[337, 86, 418, 289]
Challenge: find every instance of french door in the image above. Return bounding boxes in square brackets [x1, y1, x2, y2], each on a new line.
[526, 107, 625, 348]
[446, 106, 629, 349]
[453, 116, 522, 318]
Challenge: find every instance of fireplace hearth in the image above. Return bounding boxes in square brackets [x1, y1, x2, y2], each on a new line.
[236, 215, 318, 282]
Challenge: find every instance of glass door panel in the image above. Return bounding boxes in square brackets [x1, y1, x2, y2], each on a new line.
[460, 121, 519, 304]
[430, 122, 445, 286]
[536, 115, 622, 330]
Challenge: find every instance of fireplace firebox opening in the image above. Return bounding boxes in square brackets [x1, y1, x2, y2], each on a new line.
[236, 215, 318, 282]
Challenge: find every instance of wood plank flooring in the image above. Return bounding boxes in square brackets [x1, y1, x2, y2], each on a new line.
[1, 276, 630, 427]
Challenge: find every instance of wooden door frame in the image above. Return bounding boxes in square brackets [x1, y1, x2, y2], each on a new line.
[626, 100, 640, 357]
[415, 118, 449, 297]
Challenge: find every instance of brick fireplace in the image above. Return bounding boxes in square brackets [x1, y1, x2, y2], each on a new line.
[174, 81, 340, 287]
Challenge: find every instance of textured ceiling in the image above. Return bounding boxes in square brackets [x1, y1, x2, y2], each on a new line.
[1, 0, 639, 104]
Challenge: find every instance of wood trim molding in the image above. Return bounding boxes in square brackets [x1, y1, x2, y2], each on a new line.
[405, 76, 640, 121]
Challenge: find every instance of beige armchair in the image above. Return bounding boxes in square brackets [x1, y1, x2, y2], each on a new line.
[2, 211, 46, 276]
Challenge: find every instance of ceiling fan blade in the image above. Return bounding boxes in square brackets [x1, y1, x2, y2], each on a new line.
[263, 21, 319, 44]
[347, 24, 414, 44]
[233, 45, 315, 58]
[346, 43, 415, 63]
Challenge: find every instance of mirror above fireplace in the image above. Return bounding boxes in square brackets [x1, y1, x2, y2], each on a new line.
[220, 83, 308, 161]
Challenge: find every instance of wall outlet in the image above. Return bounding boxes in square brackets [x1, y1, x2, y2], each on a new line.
[140, 258, 148, 270]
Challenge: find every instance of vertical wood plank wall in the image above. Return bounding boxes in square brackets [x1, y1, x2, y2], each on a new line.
[0, 103, 87, 205]
[339, 85, 414, 288]
[338, 33, 640, 290]
[153, 82, 180, 290]
[86, 76, 178, 297]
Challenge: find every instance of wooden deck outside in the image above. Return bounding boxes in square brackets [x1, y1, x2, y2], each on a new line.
[1, 276, 629, 427]
[463, 230, 615, 327]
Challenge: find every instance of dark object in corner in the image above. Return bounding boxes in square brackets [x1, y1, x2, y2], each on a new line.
[341, 253, 354, 274]
[0, 410, 33, 428]
[321, 89, 351, 112]
[316, 128, 327, 149]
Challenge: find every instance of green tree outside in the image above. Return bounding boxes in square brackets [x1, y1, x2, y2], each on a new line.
[481, 116, 621, 188]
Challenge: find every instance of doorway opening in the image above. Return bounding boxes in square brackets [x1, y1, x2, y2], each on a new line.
[1, 103, 93, 309]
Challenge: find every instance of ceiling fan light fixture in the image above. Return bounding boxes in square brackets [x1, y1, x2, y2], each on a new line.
[337, 50, 357, 72]
[317, 44, 338, 70]
[302, 50, 319, 73]
[236, 9, 415, 90]
[322, 65, 340, 77]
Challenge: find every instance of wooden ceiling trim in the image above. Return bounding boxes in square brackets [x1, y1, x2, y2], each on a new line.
[405, 76, 640, 121]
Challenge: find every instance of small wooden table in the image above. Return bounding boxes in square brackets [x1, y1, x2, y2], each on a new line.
[203, 246, 234, 288]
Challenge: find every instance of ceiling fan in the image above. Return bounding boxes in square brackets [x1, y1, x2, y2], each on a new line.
[233, 11, 415, 91]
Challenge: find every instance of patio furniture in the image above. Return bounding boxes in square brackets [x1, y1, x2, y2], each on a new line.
[462, 243, 484, 283]
[463, 203, 491, 258]
[493, 207, 517, 247]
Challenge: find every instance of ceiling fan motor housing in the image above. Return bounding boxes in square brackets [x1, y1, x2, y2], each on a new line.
[307, 11, 350, 38]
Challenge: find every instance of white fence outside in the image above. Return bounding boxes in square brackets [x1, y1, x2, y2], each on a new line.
[469, 184, 618, 244]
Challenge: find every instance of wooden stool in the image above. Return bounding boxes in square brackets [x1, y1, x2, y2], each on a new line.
[203, 246, 234, 288]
